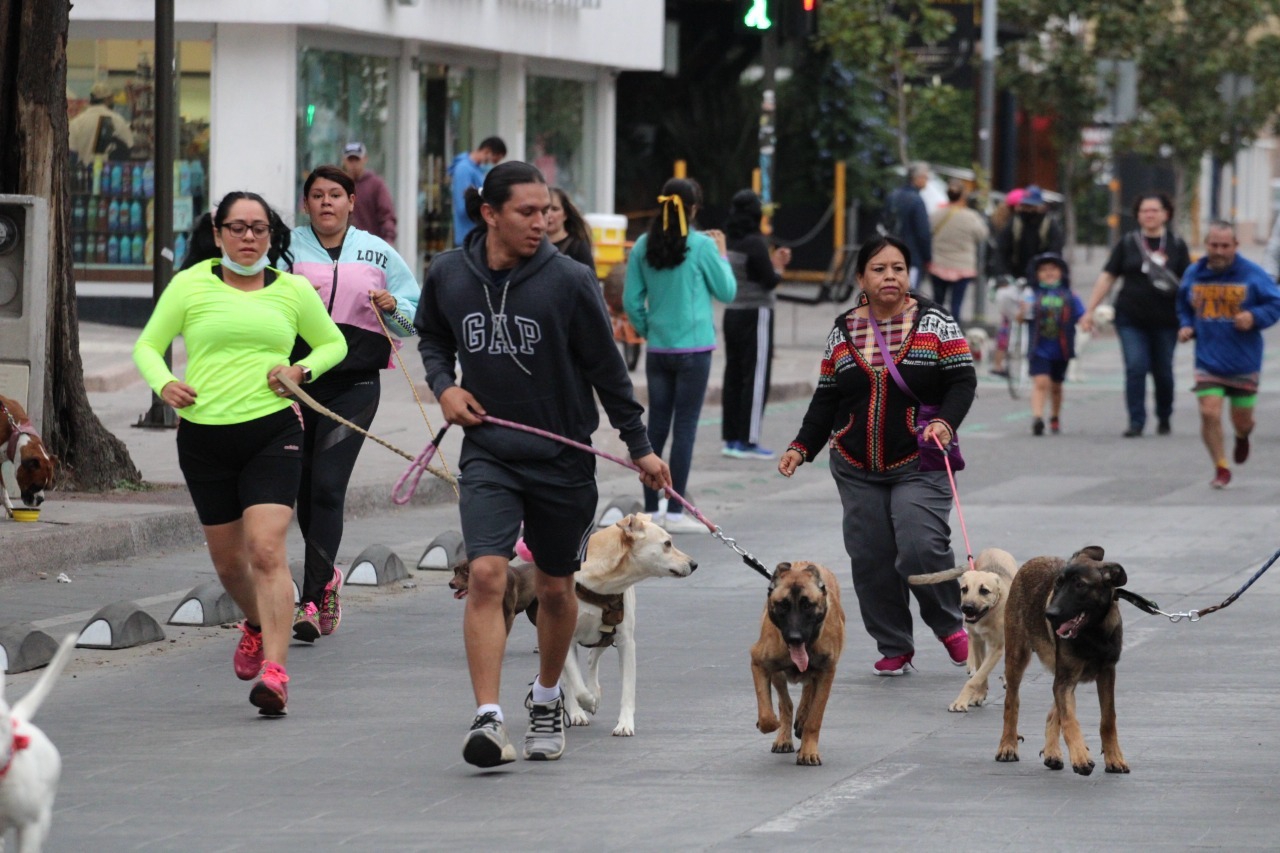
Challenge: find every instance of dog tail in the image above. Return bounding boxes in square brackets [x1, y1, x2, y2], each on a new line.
[12, 633, 78, 723]
[908, 566, 967, 586]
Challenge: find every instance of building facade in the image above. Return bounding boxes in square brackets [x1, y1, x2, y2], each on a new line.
[68, 0, 665, 321]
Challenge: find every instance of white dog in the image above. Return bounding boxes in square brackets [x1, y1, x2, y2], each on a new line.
[560, 513, 697, 736]
[1069, 304, 1114, 383]
[1, 634, 77, 853]
[964, 327, 990, 366]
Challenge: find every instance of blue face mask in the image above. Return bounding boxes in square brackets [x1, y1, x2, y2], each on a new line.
[221, 251, 270, 277]
[478, 161, 495, 176]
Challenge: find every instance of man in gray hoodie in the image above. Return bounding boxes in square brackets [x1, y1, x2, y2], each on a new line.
[416, 161, 670, 769]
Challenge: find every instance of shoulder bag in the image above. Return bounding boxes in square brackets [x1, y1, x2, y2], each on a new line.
[865, 313, 965, 472]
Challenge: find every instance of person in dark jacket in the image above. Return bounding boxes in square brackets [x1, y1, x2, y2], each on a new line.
[416, 161, 670, 769]
[721, 188, 790, 459]
[1081, 192, 1191, 436]
[546, 186, 594, 269]
[994, 184, 1064, 280]
[341, 142, 398, 243]
[884, 162, 932, 290]
[779, 235, 976, 678]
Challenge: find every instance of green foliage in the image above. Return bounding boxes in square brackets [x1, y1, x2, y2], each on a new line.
[907, 84, 974, 170]
[818, 0, 959, 164]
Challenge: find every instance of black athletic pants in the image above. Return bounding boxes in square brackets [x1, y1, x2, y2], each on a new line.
[721, 306, 774, 446]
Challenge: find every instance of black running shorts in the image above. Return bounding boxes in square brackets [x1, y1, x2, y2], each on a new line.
[176, 406, 305, 526]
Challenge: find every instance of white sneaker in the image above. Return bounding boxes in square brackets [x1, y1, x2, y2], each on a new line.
[663, 512, 706, 534]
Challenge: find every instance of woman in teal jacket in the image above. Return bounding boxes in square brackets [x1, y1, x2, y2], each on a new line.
[623, 178, 736, 532]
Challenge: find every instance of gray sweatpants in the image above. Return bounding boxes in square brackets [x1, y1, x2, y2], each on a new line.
[829, 452, 964, 658]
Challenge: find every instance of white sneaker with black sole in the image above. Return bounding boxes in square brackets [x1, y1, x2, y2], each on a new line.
[462, 711, 516, 768]
[523, 690, 568, 761]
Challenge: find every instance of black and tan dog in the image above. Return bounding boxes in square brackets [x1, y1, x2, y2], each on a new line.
[750, 561, 846, 766]
[0, 394, 57, 516]
[448, 559, 539, 635]
[996, 545, 1130, 775]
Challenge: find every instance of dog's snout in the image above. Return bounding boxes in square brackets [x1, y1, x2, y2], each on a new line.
[23, 491, 45, 507]
[688, 560, 698, 573]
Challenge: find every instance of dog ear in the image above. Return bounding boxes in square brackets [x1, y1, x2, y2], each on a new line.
[616, 513, 644, 539]
[1074, 545, 1105, 562]
[1099, 562, 1128, 588]
[768, 562, 791, 592]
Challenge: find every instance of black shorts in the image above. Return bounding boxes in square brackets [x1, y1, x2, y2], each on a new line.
[458, 454, 597, 577]
[177, 406, 305, 526]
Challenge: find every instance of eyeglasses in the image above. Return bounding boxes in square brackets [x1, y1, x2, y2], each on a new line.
[219, 221, 270, 238]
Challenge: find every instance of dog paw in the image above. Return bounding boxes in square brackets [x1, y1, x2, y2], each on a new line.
[612, 722, 635, 737]
[994, 747, 1020, 763]
[1042, 754, 1064, 771]
[757, 714, 780, 734]
[1072, 759, 1096, 776]
[796, 751, 822, 766]
[771, 740, 795, 754]
[947, 701, 969, 713]
[569, 711, 592, 727]
[1105, 760, 1130, 774]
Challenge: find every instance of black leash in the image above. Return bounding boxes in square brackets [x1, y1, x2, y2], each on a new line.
[1117, 547, 1280, 622]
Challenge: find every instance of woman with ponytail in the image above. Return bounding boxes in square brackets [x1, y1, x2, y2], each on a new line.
[623, 177, 736, 532]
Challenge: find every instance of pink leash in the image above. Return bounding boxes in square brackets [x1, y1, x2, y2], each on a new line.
[932, 433, 976, 571]
[394, 413, 774, 580]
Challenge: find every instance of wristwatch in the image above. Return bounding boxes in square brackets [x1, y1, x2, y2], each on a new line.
[297, 365, 312, 384]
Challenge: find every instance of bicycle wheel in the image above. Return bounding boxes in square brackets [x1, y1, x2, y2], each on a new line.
[1006, 320, 1025, 399]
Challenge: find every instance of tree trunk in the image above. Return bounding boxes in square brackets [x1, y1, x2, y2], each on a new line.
[0, 0, 141, 489]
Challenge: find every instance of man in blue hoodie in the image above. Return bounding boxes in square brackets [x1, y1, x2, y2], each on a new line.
[448, 136, 506, 246]
[1178, 221, 1280, 488]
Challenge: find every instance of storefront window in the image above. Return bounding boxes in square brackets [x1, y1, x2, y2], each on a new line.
[66, 39, 211, 279]
[526, 76, 593, 206]
[296, 47, 396, 219]
[419, 65, 475, 269]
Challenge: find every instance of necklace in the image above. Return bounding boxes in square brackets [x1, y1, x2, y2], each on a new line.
[482, 276, 532, 376]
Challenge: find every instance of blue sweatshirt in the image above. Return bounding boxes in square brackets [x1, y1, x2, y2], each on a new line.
[449, 153, 484, 245]
[1177, 254, 1280, 377]
[623, 231, 736, 352]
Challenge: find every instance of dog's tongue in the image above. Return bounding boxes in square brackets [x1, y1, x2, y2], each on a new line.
[1056, 613, 1085, 638]
[788, 643, 809, 672]
[453, 589, 467, 600]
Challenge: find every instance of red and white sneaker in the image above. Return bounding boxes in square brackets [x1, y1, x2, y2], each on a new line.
[233, 622, 263, 681]
[873, 652, 914, 676]
[1211, 466, 1232, 490]
[319, 567, 344, 636]
[249, 661, 289, 716]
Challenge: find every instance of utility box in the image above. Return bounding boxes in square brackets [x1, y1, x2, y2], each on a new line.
[0, 194, 49, 434]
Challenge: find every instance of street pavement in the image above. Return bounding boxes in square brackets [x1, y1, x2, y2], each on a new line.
[4, 247, 1280, 851]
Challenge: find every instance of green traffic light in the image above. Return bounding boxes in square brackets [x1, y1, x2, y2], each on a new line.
[744, 0, 772, 30]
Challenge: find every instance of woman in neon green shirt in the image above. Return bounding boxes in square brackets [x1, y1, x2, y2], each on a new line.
[134, 191, 347, 716]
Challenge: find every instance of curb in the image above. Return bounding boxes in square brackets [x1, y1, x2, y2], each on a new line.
[0, 475, 460, 584]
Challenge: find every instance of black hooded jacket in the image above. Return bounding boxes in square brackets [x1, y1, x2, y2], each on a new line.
[415, 231, 652, 466]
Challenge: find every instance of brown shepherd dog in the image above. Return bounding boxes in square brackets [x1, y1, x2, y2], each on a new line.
[996, 545, 1130, 775]
[750, 561, 846, 766]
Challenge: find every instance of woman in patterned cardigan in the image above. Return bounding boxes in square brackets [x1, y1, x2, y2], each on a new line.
[779, 235, 977, 676]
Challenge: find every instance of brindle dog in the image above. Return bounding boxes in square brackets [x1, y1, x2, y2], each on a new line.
[448, 559, 539, 635]
[996, 545, 1130, 775]
[750, 561, 846, 766]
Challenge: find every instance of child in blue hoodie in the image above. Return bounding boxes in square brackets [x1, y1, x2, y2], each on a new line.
[1020, 253, 1085, 435]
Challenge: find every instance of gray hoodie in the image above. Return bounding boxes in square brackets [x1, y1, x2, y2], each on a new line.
[415, 232, 652, 465]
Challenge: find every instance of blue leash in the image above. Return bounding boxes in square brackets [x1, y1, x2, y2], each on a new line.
[1117, 547, 1280, 622]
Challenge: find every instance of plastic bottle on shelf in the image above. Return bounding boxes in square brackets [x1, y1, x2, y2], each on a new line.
[178, 161, 192, 197]
[110, 163, 123, 196]
[72, 235, 85, 264]
[92, 158, 104, 196]
[142, 160, 154, 197]
[132, 234, 144, 266]
[121, 164, 131, 198]
[146, 199, 154, 230]
[107, 199, 120, 233]
[118, 234, 131, 264]
[72, 197, 85, 231]
[174, 232, 188, 267]
[130, 200, 143, 232]
[86, 199, 98, 233]
[97, 198, 109, 231]
[95, 235, 107, 264]
[107, 235, 120, 265]
[144, 231, 154, 265]
[132, 163, 144, 197]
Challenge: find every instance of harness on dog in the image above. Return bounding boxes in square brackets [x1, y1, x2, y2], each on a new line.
[0, 400, 40, 464]
[0, 719, 31, 779]
[575, 583, 625, 648]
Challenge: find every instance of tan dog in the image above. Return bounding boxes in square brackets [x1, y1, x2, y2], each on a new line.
[910, 547, 1018, 712]
[448, 559, 539, 635]
[750, 561, 845, 766]
[996, 546, 1130, 775]
[0, 395, 57, 517]
[561, 513, 698, 736]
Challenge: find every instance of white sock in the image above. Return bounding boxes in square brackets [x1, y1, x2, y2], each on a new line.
[531, 678, 560, 704]
[477, 703, 502, 723]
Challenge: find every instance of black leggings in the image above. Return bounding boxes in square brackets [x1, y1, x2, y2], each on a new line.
[297, 376, 380, 605]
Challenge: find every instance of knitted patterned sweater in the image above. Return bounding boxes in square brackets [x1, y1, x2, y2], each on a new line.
[788, 294, 976, 472]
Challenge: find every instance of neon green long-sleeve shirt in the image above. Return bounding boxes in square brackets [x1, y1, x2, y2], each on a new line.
[133, 260, 348, 425]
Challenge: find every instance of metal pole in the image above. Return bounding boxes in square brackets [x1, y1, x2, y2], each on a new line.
[759, 27, 778, 230]
[137, 0, 177, 428]
[974, 0, 997, 322]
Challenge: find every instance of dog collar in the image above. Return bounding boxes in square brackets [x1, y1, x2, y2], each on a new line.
[575, 583, 625, 648]
[0, 719, 31, 779]
[1, 402, 39, 464]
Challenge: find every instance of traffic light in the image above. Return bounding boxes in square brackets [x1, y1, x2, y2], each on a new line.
[743, 0, 773, 31]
